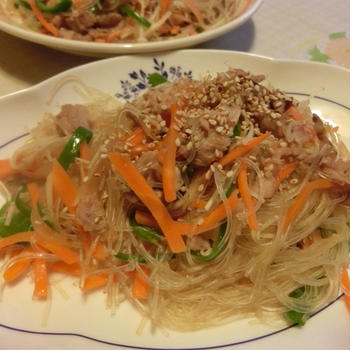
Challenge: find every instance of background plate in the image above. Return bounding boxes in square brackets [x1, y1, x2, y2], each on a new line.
[0, 1, 263, 57]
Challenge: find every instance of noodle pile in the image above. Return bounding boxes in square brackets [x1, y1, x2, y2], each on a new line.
[0, 69, 349, 331]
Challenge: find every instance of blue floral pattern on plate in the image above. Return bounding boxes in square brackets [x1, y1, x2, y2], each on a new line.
[115, 57, 192, 100]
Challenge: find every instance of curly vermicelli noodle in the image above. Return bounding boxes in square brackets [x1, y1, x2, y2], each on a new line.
[0, 69, 349, 332]
[5, 0, 254, 43]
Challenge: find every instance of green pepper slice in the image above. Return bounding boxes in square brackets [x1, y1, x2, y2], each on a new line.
[129, 211, 162, 246]
[148, 73, 167, 87]
[34, 0, 72, 13]
[58, 126, 92, 170]
[115, 252, 147, 264]
[118, 6, 151, 28]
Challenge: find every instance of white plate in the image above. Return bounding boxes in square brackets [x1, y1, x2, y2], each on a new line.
[0, 1, 263, 57]
[0, 50, 349, 350]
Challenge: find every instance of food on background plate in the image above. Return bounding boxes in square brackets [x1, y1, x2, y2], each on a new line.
[0, 68, 349, 331]
[4, 0, 255, 42]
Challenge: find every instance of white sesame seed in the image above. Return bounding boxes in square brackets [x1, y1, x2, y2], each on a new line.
[226, 170, 234, 178]
[100, 154, 108, 158]
[198, 184, 204, 192]
[175, 138, 181, 147]
[83, 176, 89, 183]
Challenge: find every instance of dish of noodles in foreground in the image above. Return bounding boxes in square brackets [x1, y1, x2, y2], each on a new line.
[0, 68, 349, 332]
[2, 0, 256, 43]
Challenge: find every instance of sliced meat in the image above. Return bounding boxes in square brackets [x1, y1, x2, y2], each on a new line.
[63, 11, 96, 34]
[75, 194, 107, 233]
[56, 104, 92, 135]
[194, 131, 230, 166]
[96, 13, 122, 28]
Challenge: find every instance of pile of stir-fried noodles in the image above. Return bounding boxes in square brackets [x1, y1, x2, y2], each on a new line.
[5, 0, 254, 42]
[0, 68, 349, 331]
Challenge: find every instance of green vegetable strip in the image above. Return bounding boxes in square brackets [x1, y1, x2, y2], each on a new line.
[129, 212, 162, 246]
[148, 73, 167, 87]
[35, 0, 72, 13]
[58, 126, 92, 170]
[118, 6, 151, 27]
[115, 252, 147, 264]
[232, 123, 241, 138]
[285, 286, 310, 326]
[14, 189, 31, 216]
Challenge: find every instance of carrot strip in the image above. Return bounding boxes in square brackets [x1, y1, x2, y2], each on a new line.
[237, 163, 258, 231]
[29, 0, 58, 37]
[0, 232, 34, 250]
[3, 248, 33, 282]
[159, 0, 170, 16]
[107, 29, 121, 42]
[282, 179, 334, 231]
[0, 159, 18, 179]
[33, 258, 48, 298]
[218, 133, 270, 166]
[36, 237, 79, 265]
[82, 273, 109, 291]
[193, 199, 207, 209]
[52, 160, 78, 214]
[50, 261, 81, 276]
[108, 152, 189, 253]
[132, 267, 149, 299]
[79, 140, 89, 161]
[27, 182, 40, 205]
[0, 231, 78, 264]
[277, 162, 298, 183]
[135, 210, 159, 229]
[162, 103, 180, 202]
[285, 106, 305, 121]
[341, 267, 350, 312]
[77, 226, 106, 260]
[124, 127, 150, 156]
[183, 0, 203, 25]
[170, 25, 180, 35]
[192, 193, 238, 235]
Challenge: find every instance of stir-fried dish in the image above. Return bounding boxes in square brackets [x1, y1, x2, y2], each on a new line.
[0, 69, 349, 331]
[5, 0, 254, 42]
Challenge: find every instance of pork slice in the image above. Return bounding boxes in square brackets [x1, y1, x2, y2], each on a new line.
[75, 194, 107, 233]
[56, 104, 92, 135]
[96, 13, 122, 28]
[63, 11, 96, 34]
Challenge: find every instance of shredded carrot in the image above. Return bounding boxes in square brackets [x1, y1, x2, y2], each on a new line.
[341, 267, 350, 312]
[0, 159, 18, 179]
[162, 103, 181, 202]
[0, 231, 78, 265]
[33, 258, 48, 298]
[108, 152, 190, 253]
[0, 232, 33, 251]
[135, 210, 159, 229]
[285, 106, 305, 121]
[52, 160, 78, 214]
[79, 140, 89, 161]
[27, 182, 40, 205]
[36, 237, 79, 265]
[83, 273, 109, 291]
[29, 0, 58, 37]
[132, 267, 149, 299]
[237, 163, 258, 231]
[234, 0, 252, 17]
[50, 261, 81, 276]
[183, 0, 203, 25]
[159, 0, 171, 16]
[124, 127, 150, 156]
[170, 25, 180, 35]
[3, 247, 33, 282]
[77, 226, 106, 260]
[193, 200, 207, 209]
[107, 29, 121, 43]
[282, 179, 335, 231]
[277, 162, 298, 183]
[193, 193, 238, 235]
[218, 133, 270, 166]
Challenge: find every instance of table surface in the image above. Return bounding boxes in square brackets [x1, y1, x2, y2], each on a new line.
[0, 0, 349, 98]
[0, 0, 349, 349]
